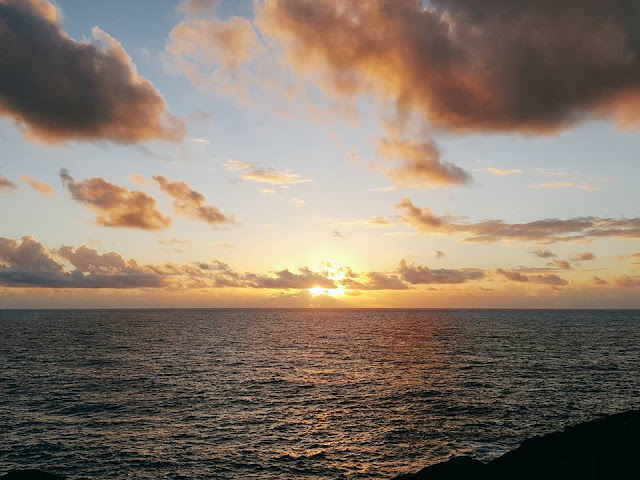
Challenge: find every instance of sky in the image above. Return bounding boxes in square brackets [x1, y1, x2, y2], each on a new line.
[0, 0, 639, 308]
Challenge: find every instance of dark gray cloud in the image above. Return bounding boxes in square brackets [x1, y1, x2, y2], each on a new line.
[61, 170, 171, 230]
[0, 0, 184, 143]
[259, 0, 640, 133]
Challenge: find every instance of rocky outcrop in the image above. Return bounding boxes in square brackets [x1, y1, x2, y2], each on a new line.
[0, 470, 64, 480]
[396, 410, 640, 479]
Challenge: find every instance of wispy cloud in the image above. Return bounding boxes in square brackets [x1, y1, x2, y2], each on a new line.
[396, 198, 640, 243]
[20, 176, 55, 198]
[486, 167, 523, 176]
[224, 159, 313, 185]
[0, 175, 17, 191]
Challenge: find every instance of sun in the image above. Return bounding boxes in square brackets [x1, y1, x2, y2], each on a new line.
[308, 286, 346, 298]
[308, 263, 349, 297]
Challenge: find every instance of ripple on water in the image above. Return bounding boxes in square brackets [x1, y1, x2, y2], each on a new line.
[0, 308, 639, 479]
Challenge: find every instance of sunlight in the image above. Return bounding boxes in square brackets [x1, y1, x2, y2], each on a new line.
[308, 286, 346, 298]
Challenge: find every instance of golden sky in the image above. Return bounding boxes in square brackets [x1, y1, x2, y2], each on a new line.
[1, 0, 640, 307]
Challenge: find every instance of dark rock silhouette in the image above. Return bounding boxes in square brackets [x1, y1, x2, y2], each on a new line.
[0, 471, 64, 480]
[397, 410, 640, 479]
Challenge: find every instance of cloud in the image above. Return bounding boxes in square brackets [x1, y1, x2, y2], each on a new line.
[330, 216, 395, 228]
[332, 230, 344, 239]
[396, 198, 640, 244]
[572, 252, 596, 262]
[397, 259, 484, 284]
[257, 0, 640, 133]
[548, 259, 573, 270]
[530, 181, 601, 192]
[20, 175, 54, 198]
[166, 4, 263, 102]
[592, 276, 608, 286]
[0, 236, 165, 288]
[179, 0, 219, 17]
[435, 250, 446, 259]
[529, 182, 576, 189]
[0, 175, 17, 191]
[61, 169, 171, 230]
[367, 217, 394, 227]
[224, 159, 313, 185]
[152, 174, 234, 227]
[620, 252, 640, 264]
[244, 267, 337, 289]
[496, 269, 568, 286]
[537, 169, 570, 177]
[615, 275, 640, 288]
[129, 174, 148, 186]
[290, 197, 305, 207]
[0, 0, 184, 143]
[344, 271, 409, 290]
[486, 168, 523, 176]
[379, 138, 471, 187]
[532, 248, 556, 258]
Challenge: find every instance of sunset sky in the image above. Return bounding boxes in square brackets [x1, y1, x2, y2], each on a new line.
[1, 0, 640, 307]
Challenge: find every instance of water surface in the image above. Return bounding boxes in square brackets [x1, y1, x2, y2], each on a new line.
[1, 309, 639, 479]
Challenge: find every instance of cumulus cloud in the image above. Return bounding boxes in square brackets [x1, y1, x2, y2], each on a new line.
[496, 269, 568, 286]
[152, 175, 234, 227]
[344, 271, 409, 290]
[0, 236, 165, 288]
[61, 169, 171, 230]
[396, 198, 640, 244]
[257, 0, 640, 133]
[20, 176, 54, 198]
[397, 259, 484, 284]
[245, 267, 337, 289]
[378, 138, 471, 187]
[0, 175, 17, 191]
[0, 0, 184, 143]
[224, 159, 313, 185]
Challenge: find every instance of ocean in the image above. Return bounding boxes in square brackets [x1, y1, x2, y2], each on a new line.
[1, 309, 639, 479]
